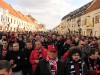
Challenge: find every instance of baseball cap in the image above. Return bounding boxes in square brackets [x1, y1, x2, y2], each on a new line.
[48, 45, 57, 52]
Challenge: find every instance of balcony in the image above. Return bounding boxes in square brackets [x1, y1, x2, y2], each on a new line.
[86, 22, 94, 29]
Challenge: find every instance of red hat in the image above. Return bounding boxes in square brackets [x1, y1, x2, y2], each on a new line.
[48, 45, 57, 52]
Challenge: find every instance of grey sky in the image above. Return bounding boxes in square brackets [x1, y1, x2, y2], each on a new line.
[5, 0, 92, 29]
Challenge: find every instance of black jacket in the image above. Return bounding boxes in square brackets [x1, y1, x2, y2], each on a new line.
[22, 48, 33, 68]
[84, 57, 100, 75]
[34, 58, 65, 75]
[18, 41, 25, 51]
[6, 50, 24, 72]
[0, 45, 2, 60]
[64, 58, 89, 75]
[61, 44, 70, 56]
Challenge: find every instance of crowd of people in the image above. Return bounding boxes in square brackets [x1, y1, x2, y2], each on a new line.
[0, 31, 100, 75]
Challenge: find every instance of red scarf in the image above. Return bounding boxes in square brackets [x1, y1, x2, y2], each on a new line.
[46, 56, 58, 75]
[88, 58, 97, 75]
[37, 49, 43, 60]
[2, 49, 7, 59]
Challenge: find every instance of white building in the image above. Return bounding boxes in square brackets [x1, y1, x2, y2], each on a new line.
[0, 0, 38, 32]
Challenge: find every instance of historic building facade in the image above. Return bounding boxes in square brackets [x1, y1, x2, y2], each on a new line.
[55, 0, 100, 37]
[0, 0, 45, 32]
[81, 0, 100, 36]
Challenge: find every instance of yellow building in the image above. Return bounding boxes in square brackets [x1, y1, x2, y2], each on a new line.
[57, 0, 100, 37]
[53, 20, 68, 34]
[58, 1, 91, 35]
[81, 0, 100, 37]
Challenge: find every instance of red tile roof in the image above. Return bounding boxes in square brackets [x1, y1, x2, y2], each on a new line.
[85, 0, 100, 13]
[28, 15, 35, 23]
[0, 0, 36, 25]
[16, 11, 27, 22]
[24, 15, 34, 24]
[0, 0, 20, 18]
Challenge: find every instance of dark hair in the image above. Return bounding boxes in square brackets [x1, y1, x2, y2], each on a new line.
[26, 40, 32, 43]
[89, 48, 98, 56]
[2, 38, 8, 42]
[2, 34, 7, 38]
[69, 47, 82, 58]
[35, 40, 42, 44]
[0, 60, 11, 72]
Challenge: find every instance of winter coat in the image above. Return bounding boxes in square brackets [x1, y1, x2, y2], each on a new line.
[64, 58, 89, 75]
[30, 47, 47, 72]
[34, 58, 65, 75]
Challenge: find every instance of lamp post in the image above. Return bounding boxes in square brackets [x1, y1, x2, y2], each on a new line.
[67, 21, 70, 34]
[77, 20, 82, 36]
[23, 27, 25, 31]
[90, 30, 92, 36]
[17, 24, 19, 32]
[68, 28, 70, 34]
[7, 23, 10, 31]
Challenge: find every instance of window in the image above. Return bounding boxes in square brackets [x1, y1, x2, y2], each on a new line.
[1, 15, 5, 22]
[11, 18, 12, 23]
[14, 19, 16, 24]
[8, 17, 9, 22]
[1, 15, 3, 22]
[19, 22, 20, 25]
[92, 18, 94, 27]
[84, 19, 87, 25]
[95, 15, 99, 24]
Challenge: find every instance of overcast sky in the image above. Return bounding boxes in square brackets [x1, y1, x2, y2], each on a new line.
[5, 0, 92, 30]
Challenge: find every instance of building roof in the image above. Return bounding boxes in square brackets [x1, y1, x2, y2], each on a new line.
[38, 24, 45, 29]
[85, 0, 100, 13]
[62, 1, 92, 20]
[0, 0, 20, 18]
[0, 0, 37, 25]
[28, 15, 35, 23]
[16, 11, 27, 22]
[24, 15, 34, 24]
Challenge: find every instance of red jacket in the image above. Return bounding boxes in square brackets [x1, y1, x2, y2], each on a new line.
[30, 47, 47, 72]
[62, 50, 69, 62]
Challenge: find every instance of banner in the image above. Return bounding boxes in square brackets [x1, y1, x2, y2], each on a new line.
[87, 22, 93, 27]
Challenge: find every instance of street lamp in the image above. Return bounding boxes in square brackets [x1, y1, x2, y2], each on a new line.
[68, 28, 70, 34]
[23, 27, 25, 31]
[77, 20, 82, 36]
[67, 21, 70, 34]
[90, 30, 92, 36]
[7, 23, 10, 31]
[17, 25, 19, 32]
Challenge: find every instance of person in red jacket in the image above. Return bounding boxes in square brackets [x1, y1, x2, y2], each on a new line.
[34, 44, 65, 75]
[62, 45, 75, 62]
[30, 40, 47, 72]
[62, 50, 69, 62]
